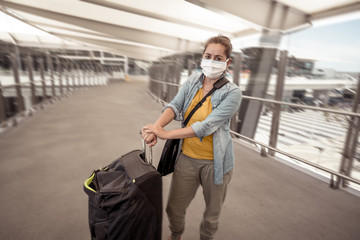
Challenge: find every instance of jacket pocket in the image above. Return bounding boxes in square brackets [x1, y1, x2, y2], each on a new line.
[91, 220, 109, 240]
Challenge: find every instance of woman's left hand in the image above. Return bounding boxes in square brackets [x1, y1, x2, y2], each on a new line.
[142, 124, 168, 140]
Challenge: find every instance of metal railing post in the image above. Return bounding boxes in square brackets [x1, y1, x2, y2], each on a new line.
[26, 55, 36, 106]
[85, 64, 89, 86]
[65, 62, 70, 92]
[57, 58, 63, 95]
[90, 64, 94, 86]
[100, 64, 105, 85]
[82, 64, 87, 86]
[86, 64, 90, 86]
[75, 64, 80, 86]
[95, 64, 99, 85]
[79, 64, 83, 86]
[38, 58, 47, 100]
[88, 64, 91, 86]
[0, 83, 6, 122]
[73, 63, 79, 87]
[47, 54, 56, 97]
[11, 53, 25, 113]
[71, 63, 76, 87]
[96, 64, 99, 85]
[97, 64, 101, 85]
[91, 64, 94, 86]
[175, 61, 183, 98]
[163, 62, 170, 102]
[268, 50, 287, 156]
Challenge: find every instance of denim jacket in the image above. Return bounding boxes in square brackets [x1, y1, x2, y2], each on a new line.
[164, 71, 242, 185]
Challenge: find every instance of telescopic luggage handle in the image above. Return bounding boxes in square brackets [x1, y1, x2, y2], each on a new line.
[140, 130, 153, 165]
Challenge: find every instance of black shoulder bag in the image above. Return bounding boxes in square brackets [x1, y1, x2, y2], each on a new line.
[157, 76, 229, 176]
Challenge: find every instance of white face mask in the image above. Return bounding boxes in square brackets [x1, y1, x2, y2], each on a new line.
[200, 58, 228, 80]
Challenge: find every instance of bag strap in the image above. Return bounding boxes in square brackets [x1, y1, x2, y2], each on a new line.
[183, 76, 229, 126]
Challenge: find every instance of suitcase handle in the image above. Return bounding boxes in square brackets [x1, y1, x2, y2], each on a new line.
[140, 130, 153, 165]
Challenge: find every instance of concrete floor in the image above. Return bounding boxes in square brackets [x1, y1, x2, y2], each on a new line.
[0, 77, 359, 240]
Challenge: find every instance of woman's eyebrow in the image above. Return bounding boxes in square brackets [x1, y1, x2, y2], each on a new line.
[204, 53, 224, 58]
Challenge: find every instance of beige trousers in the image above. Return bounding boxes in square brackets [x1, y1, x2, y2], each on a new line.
[166, 153, 232, 240]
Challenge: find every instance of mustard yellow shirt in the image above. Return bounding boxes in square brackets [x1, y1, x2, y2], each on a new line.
[182, 88, 213, 160]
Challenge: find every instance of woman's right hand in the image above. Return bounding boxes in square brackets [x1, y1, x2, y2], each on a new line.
[142, 130, 158, 147]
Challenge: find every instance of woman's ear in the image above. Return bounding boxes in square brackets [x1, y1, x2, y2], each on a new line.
[226, 58, 232, 68]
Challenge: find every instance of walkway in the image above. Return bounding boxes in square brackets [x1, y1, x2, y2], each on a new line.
[0, 76, 359, 240]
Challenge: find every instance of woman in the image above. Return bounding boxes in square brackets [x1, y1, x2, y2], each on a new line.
[142, 35, 242, 240]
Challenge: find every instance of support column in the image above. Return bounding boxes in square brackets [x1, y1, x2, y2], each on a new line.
[187, 58, 196, 77]
[237, 46, 279, 138]
[237, 1, 287, 139]
[268, 50, 288, 156]
[230, 51, 242, 132]
[231, 51, 242, 86]
[338, 73, 360, 187]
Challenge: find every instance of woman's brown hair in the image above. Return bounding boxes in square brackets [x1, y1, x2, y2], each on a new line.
[203, 35, 232, 59]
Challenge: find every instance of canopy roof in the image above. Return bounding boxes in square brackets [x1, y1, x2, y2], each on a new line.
[0, 0, 359, 60]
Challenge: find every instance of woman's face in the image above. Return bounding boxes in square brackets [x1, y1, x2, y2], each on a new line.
[203, 43, 227, 62]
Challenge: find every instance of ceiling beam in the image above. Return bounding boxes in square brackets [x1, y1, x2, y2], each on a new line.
[80, 0, 234, 36]
[29, 20, 117, 40]
[28, 21, 172, 59]
[186, 0, 309, 31]
[52, 32, 171, 61]
[0, 1, 203, 52]
[311, 1, 360, 22]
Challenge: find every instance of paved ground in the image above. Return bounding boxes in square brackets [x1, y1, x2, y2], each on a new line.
[0, 76, 359, 240]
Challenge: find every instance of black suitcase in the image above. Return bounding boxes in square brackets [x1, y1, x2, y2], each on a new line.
[84, 144, 162, 240]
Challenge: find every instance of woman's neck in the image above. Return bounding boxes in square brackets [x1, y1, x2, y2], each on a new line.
[202, 77, 217, 94]
[204, 77, 217, 86]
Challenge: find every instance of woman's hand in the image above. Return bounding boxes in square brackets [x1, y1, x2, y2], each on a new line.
[141, 130, 158, 147]
[142, 124, 168, 140]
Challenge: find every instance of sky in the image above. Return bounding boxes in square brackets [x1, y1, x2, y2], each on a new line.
[232, 16, 360, 73]
[284, 18, 360, 73]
